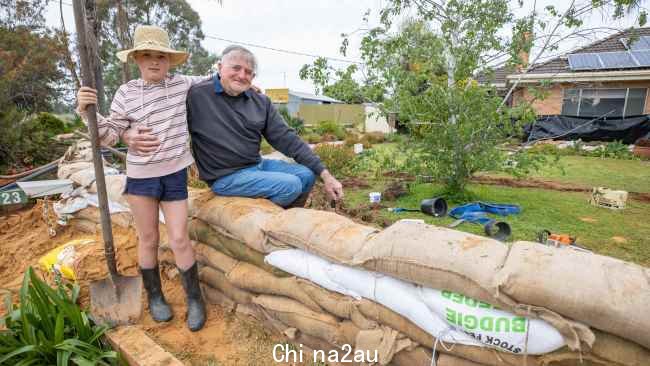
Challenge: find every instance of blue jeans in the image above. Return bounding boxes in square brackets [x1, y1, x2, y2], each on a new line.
[211, 159, 316, 207]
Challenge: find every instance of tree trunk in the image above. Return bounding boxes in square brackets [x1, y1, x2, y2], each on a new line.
[116, 0, 131, 84]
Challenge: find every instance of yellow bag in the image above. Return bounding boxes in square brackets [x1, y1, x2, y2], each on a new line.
[38, 239, 94, 281]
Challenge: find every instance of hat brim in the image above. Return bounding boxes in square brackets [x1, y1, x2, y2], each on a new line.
[116, 44, 189, 67]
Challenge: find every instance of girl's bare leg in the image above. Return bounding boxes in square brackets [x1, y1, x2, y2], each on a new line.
[160, 199, 195, 270]
[127, 194, 173, 322]
[127, 194, 160, 269]
[160, 199, 205, 331]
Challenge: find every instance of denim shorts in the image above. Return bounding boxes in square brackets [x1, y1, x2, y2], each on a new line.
[125, 168, 188, 201]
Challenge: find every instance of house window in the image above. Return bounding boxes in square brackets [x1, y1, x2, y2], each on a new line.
[561, 88, 647, 117]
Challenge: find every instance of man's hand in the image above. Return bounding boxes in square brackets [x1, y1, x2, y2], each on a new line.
[320, 169, 344, 201]
[122, 126, 161, 155]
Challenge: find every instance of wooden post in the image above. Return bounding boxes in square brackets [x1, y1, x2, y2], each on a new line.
[72, 0, 118, 277]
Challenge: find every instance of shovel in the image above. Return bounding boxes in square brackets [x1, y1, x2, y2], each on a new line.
[73, 0, 142, 326]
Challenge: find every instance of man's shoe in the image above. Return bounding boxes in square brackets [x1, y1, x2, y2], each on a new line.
[179, 262, 206, 331]
[140, 266, 173, 322]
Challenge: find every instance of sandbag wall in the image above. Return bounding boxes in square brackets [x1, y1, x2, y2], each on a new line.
[69, 192, 650, 366]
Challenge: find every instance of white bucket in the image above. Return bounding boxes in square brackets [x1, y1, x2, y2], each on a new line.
[353, 143, 364, 154]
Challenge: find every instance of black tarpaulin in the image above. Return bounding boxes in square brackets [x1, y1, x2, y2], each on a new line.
[524, 115, 650, 144]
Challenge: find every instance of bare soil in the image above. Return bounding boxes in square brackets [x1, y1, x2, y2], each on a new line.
[472, 175, 650, 203]
[0, 203, 315, 365]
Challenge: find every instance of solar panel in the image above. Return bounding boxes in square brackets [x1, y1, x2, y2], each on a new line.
[599, 51, 639, 68]
[568, 53, 603, 70]
[631, 50, 650, 66]
[629, 36, 650, 50]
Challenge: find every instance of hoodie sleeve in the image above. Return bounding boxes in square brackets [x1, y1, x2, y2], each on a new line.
[77, 85, 132, 147]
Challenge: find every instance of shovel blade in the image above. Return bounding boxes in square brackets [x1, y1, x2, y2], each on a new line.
[90, 275, 142, 327]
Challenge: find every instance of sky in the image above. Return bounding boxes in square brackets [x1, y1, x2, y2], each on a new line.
[45, 0, 642, 95]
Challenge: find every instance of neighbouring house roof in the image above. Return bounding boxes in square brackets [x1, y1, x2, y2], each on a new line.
[289, 90, 343, 103]
[480, 27, 650, 86]
[528, 27, 650, 74]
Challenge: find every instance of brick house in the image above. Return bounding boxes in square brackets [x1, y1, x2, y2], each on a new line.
[483, 28, 650, 118]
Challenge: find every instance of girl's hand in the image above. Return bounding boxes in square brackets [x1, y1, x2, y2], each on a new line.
[77, 86, 98, 112]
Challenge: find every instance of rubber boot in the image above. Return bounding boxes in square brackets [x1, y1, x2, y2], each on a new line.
[286, 191, 310, 208]
[179, 262, 206, 331]
[140, 266, 173, 322]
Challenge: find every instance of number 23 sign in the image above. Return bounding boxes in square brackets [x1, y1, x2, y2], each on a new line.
[0, 188, 28, 206]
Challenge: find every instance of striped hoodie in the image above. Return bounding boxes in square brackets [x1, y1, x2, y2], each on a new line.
[79, 74, 208, 179]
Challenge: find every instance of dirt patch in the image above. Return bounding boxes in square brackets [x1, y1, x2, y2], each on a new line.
[0, 204, 316, 365]
[0, 201, 78, 293]
[611, 236, 628, 244]
[142, 265, 292, 365]
[382, 181, 408, 201]
[472, 175, 650, 203]
[382, 171, 415, 181]
[340, 177, 370, 189]
[472, 175, 588, 192]
[580, 217, 598, 223]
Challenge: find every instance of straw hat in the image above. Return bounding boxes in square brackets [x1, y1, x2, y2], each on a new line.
[116, 25, 188, 67]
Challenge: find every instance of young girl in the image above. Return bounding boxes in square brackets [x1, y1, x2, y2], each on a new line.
[77, 25, 208, 331]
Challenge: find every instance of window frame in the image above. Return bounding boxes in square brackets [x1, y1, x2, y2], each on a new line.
[561, 87, 647, 117]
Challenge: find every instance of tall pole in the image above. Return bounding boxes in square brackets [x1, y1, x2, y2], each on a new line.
[72, 0, 118, 277]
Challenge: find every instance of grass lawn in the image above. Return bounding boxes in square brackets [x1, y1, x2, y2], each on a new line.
[336, 141, 650, 266]
[485, 155, 650, 193]
[344, 181, 650, 266]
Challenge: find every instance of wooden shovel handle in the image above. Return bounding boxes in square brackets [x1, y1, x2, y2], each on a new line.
[72, 0, 118, 277]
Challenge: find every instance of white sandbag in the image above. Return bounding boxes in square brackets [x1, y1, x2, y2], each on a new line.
[418, 288, 565, 354]
[266, 250, 478, 347]
[266, 249, 566, 355]
[323, 259, 482, 348]
[265, 249, 360, 299]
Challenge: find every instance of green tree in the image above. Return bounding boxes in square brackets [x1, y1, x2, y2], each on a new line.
[304, 0, 647, 195]
[300, 62, 371, 104]
[0, 0, 68, 111]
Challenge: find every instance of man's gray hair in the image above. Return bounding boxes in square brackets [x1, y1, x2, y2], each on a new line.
[220, 45, 257, 72]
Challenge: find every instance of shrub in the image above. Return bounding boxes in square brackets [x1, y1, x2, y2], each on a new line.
[344, 134, 361, 147]
[0, 109, 71, 173]
[363, 131, 386, 144]
[0, 267, 119, 365]
[305, 133, 322, 144]
[590, 140, 634, 159]
[528, 140, 635, 160]
[315, 121, 346, 140]
[313, 144, 356, 177]
[278, 106, 306, 135]
[385, 132, 406, 144]
[320, 133, 339, 142]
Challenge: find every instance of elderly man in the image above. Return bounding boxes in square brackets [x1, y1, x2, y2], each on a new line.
[125, 45, 343, 207]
